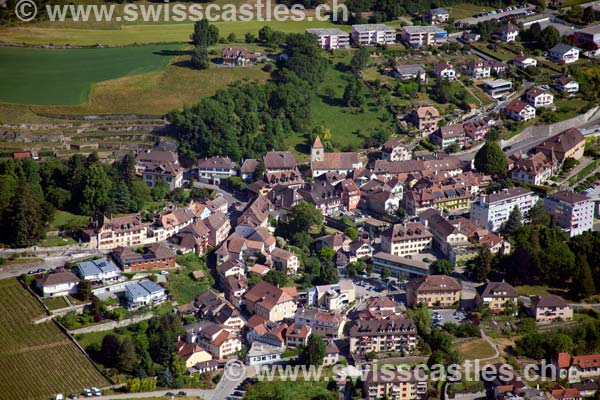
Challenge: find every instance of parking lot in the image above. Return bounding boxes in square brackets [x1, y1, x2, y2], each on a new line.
[429, 309, 466, 327]
[457, 4, 535, 26]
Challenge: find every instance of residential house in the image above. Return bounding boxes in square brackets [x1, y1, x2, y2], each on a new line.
[510, 152, 555, 185]
[141, 163, 183, 190]
[554, 75, 579, 94]
[351, 24, 396, 45]
[285, 322, 312, 348]
[382, 139, 411, 162]
[391, 64, 426, 81]
[240, 159, 259, 182]
[349, 318, 418, 354]
[463, 118, 490, 142]
[403, 182, 471, 216]
[270, 247, 299, 276]
[482, 79, 513, 99]
[406, 275, 461, 308]
[222, 47, 256, 66]
[410, 106, 441, 135]
[82, 213, 147, 250]
[419, 210, 470, 262]
[556, 352, 600, 383]
[548, 43, 580, 64]
[246, 342, 283, 366]
[543, 191, 595, 237]
[496, 23, 519, 42]
[336, 179, 361, 210]
[306, 28, 350, 49]
[505, 99, 536, 121]
[401, 25, 448, 46]
[124, 280, 167, 309]
[324, 342, 340, 366]
[112, 243, 176, 272]
[348, 239, 374, 261]
[244, 280, 298, 322]
[535, 128, 586, 163]
[551, 387, 582, 400]
[310, 136, 362, 177]
[236, 195, 271, 237]
[223, 275, 248, 308]
[173, 221, 210, 255]
[74, 258, 120, 285]
[430, 123, 465, 148]
[204, 211, 231, 247]
[197, 156, 237, 185]
[185, 322, 242, 359]
[424, 7, 449, 24]
[470, 187, 539, 231]
[525, 87, 554, 108]
[195, 290, 246, 331]
[512, 55, 537, 69]
[306, 280, 356, 311]
[466, 60, 491, 79]
[433, 62, 456, 80]
[529, 295, 573, 322]
[135, 149, 179, 174]
[299, 178, 343, 216]
[476, 281, 518, 313]
[381, 222, 433, 257]
[36, 271, 80, 298]
[294, 308, 346, 337]
[174, 339, 212, 368]
[263, 151, 303, 188]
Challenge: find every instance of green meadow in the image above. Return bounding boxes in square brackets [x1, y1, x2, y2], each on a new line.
[0, 44, 181, 105]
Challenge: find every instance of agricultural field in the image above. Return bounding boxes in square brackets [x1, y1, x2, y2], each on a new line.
[447, 3, 490, 19]
[0, 279, 109, 400]
[0, 19, 349, 46]
[0, 44, 181, 105]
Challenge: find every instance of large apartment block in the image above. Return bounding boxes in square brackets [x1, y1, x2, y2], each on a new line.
[306, 28, 350, 50]
[349, 318, 417, 354]
[401, 26, 448, 47]
[470, 187, 539, 232]
[351, 24, 396, 45]
[364, 371, 427, 400]
[543, 191, 595, 237]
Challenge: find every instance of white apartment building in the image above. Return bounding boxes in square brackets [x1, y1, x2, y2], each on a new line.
[306, 28, 350, 50]
[543, 191, 595, 237]
[526, 88, 554, 108]
[401, 25, 448, 46]
[351, 24, 396, 45]
[470, 188, 539, 232]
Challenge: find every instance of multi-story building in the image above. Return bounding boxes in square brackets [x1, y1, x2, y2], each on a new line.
[463, 118, 490, 142]
[363, 370, 427, 400]
[424, 7, 449, 24]
[529, 295, 573, 323]
[510, 152, 555, 185]
[124, 279, 167, 309]
[244, 280, 297, 322]
[556, 352, 600, 383]
[406, 275, 461, 308]
[135, 149, 183, 190]
[381, 222, 433, 257]
[554, 75, 579, 94]
[475, 281, 518, 313]
[548, 43, 580, 64]
[306, 280, 356, 311]
[482, 79, 513, 99]
[74, 258, 120, 285]
[466, 60, 491, 79]
[543, 191, 595, 237]
[83, 213, 147, 250]
[270, 247, 299, 276]
[351, 24, 396, 45]
[504, 99, 536, 121]
[382, 139, 411, 161]
[432, 62, 456, 81]
[403, 183, 471, 216]
[401, 26, 448, 46]
[410, 106, 440, 135]
[294, 308, 346, 337]
[349, 318, 417, 354]
[185, 322, 242, 359]
[306, 28, 350, 50]
[525, 87, 554, 108]
[430, 123, 465, 148]
[573, 25, 600, 54]
[336, 179, 361, 210]
[310, 136, 362, 177]
[496, 23, 519, 42]
[372, 252, 430, 278]
[470, 187, 539, 232]
[535, 128, 586, 164]
[197, 156, 237, 185]
[112, 243, 176, 272]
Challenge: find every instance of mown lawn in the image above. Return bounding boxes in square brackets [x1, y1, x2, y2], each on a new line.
[447, 3, 489, 19]
[168, 254, 213, 304]
[0, 44, 181, 105]
[49, 210, 90, 231]
[42, 295, 70, 310]
[455, 338, 497, 361]
[0, 278, 109, 400]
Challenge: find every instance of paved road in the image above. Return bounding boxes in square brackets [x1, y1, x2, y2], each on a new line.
[0, 251, 101, 280]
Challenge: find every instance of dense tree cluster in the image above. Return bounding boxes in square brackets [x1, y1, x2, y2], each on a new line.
[169, 33, 327, 162]
[474, 141, 508, 177]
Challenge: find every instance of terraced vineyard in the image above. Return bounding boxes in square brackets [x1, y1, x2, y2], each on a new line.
[0, 279, 109, 400]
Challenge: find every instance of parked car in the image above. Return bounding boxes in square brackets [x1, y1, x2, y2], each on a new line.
[160, 270, 169, 275]
[92, 388, 101, 396]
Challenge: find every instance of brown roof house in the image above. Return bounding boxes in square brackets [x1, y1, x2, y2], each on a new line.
[406, 275, 461, 308]
[222, 47, 256, 66]
[476, 281, 518, 313]
[112, 243, 176, 272]
[349, 317, 418, 354]
[36, 271, 80, 298]
[410, 106, 441, 136]
[529, 295, 573, 323]
[535, 128, 585, 164]
[244, 280, 298, 322]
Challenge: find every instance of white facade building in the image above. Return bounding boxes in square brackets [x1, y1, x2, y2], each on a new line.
[470, 188, 539, 232]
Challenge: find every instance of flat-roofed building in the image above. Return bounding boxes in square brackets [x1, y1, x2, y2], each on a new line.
[352, 24, 396, 45]
[401, 25, 448, 46]
[470, 187, 539, 232]
[306, 28, 350, 49]
[372, 251, 430, 278]
[544, 191, 595, 237]
[482, 79, 513, 99]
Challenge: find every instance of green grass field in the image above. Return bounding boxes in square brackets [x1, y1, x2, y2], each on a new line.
[455, 338, 497, 361]
[447, 3, 489, 19]
[0, 44, 181, 105]
[0, 279, 109, 399]
[0, 19, 349, 46]
[168, 254, 213, 304]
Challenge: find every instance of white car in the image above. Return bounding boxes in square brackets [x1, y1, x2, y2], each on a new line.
[159, 270, 169, 275]
[83, 389, 93, 397]
[92, 387, 101, 396]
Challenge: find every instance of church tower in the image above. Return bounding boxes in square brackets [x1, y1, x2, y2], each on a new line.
[311, 136, 324, 163]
